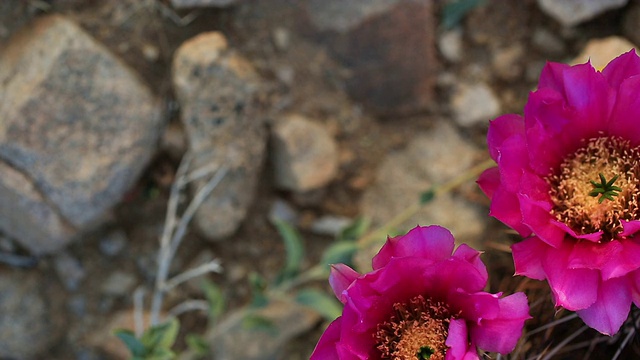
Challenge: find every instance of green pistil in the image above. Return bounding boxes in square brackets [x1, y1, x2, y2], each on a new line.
[589, 173, 622, 203]
[417, 346, 434, 359]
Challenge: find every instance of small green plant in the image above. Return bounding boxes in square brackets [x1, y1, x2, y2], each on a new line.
[114, 318, 179, 360]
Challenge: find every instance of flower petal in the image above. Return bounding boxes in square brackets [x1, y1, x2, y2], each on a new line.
[372, 225, 455, 270]
[542, 240, 599, 310]
[568, 239, 640, 280]
[453, 244, 488, 283]
[470, 292, 530, 354]
[518, 193, 565, 248]
[489, 188, 531, 237]
[602, 49, 640, 89]
[487, 114, 525, 161]
[561, 62, 612, 138]
[607, 74, 640, 146]
[621, 220, 640, 237]
[445, 318, 471, 360]
[576, 277, 632, 335]
[310, 317, 342, 360]
[511, 237, 548, 280]
[477, 167, 500, 199]
[538, 61, 571, 92]
[329, 264, 360, 304]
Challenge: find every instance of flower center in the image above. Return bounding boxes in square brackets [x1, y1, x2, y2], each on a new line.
[547, 136, 640, 239]
[375, 295, 452, 360]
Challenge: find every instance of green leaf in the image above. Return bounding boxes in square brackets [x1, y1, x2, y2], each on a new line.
[441, 0, 484, 29]
[201, 279, 225, 322]
[147, 347, 176, 360]
[420, 188, 436, 204]
[337, 216, 371, 242]
[320, 241, 358, 266]
[248, 272, 269, 308]
[141, 318, 180, 351]
[242, 314, 276, 332]
[273, 219, 305, 282]
[296, 288, 343, 321]
[186, 334, 210, 355]
[114, 329, 147, 357]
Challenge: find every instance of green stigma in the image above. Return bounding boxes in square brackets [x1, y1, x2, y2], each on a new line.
[589, 173, 622, 203]
[417, 346, 435, 359]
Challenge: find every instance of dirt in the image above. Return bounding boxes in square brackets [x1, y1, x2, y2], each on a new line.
[2, 0, 639, 359]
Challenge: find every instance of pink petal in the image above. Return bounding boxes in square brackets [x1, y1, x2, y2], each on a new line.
[512, 237, 548, 280]
[489, 188, 531, 237]
[495, 134, 529, 193]
[538, 61, 571, 92]
[561, 63, 612, 138]
[329, 264, 360, 304]
[621, 220, 640, 237]
[372, 225, 455, 270]
[487, 114, 525, 161]
[477, 167, 500, 199]
[445, 318, 471, 360]
[628, 270, 640, 307]
[310, 317, 342, 360]
[568, 239, 640, 280]
[523, 89, 576, 174]
[576, 277, 632, 335]
[601, 49, 640, 89]
[470, 292, 530, 354]
[542, 240, 599, 310]
[453, 244, 488, 283]
[607, 74, 640, 146]
[552, 220, 603, 242]
[449, 291, 500, 322]
[518, 193, 565, 248]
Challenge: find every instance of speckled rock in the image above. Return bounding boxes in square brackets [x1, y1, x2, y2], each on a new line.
[451, 82, 501, 127]
[308, 0, 439, 116]
[0, 269, 63, 358]
[537, 0, 628, 27]
[0, 15, 162, 254]
[271, 114, 338, 192]
[208, 299, 321, 360]
[172, 31, 267, 240]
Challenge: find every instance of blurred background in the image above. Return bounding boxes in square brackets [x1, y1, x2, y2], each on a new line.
[0, 0, 638, 358]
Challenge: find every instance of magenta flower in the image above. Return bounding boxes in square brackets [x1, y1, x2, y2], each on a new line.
[478, 50, 640, 335]
[310, 225, 529, 360]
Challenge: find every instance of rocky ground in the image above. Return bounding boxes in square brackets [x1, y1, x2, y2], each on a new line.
[0, 0, 640, 359]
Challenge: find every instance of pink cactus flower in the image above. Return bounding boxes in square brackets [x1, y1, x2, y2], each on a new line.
[478, 50, 640, 335]
[310, 225, 529, 360]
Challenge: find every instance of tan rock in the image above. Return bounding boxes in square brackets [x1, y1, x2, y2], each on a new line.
[572, 36, 638, 69]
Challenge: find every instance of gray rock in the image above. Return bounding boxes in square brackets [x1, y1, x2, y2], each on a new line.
[271, 114, 338, 192]
[537, 0, 628, 27]
[532, 28, 566, 56]
[98, 229, 128, 257]
[360, 122, 485, 255]
[170, 0, 238, 8]
[438, 28, 463, 63]
[0, 15, 162, 254]
[53, 251, 85, 291]
[306, 0, 400, 33]
[0, 269, 63, 358]
[310, 215, 352, 236]
[208, 299, 321, 360]
[451, 82, 501, 127]
[268, 199, 299, 225]
[310, 0, 439, 116]
[101, 271, 137, 297]
[172, 32, 267, 240]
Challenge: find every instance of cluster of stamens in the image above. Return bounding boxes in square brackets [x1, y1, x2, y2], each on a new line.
[375, 295, 454, 360]
[547, 136, 640, 240]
